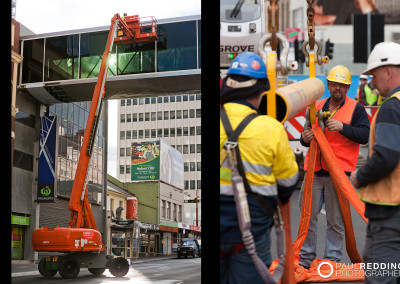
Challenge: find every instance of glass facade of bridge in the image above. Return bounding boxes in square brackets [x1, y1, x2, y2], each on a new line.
[20, 18, 201, 84]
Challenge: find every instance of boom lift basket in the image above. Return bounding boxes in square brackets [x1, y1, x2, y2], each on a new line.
[114, 15, 158, 45]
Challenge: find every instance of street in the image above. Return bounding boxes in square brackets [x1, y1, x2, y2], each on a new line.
[12, 258, 201, 284]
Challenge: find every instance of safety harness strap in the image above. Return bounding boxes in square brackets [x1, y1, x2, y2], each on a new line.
[220, 107, 275, 218]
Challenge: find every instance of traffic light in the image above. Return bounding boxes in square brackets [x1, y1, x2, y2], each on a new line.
[325, 39, 334, 60]
[294, 39, 305, 63]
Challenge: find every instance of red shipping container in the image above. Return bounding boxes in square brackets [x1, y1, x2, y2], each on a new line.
[126, 197, 138, 220]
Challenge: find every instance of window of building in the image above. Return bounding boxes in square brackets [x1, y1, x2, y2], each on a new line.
[139, 98, 144, 105]
[151, 97, 156, 104]
[190, 162, 196, 171]
[176, 96, 182, 102]
[176, 110, 182, 119]
[145, 97, 150, 104]
[132, 113, 137, 122]
[197, 162, 201, 171]
[151, 112, 156, 121]
[158, 97, 162, 103]
[167, 202, 171, 219]
[151, 129, 156, 138]
[177, 127, 182, 136]
[120, 114, 125, 123]
[190, 109, 195, 118]
[120, 148, 125, 157]
[183, 110, 188, 119]
[190, 127, 195, 136]
[127, 99, 131, 106]
[170, 128, 175, 137]
[145, 129, 150, 138]
[196, 94, 201, 100]
[170, 111, 175, 119]
[184, 162, 189, 172]
[145, 112, 150, 121]
[164, 128, 169, 137]
[126, 148, 130, 156]
[170, 96, 175, 102]
[161, 200, 165, 218]
[164, 111, 169, 120]
[126, 130, 131, 139]
[121, 100, 125, 106]
[190, 180, 196, 189]
[196, 109, 201, 118]
[177, 145, 182, 153]
[197, 144, 201, 153]
[183, 95, 188, 101]
[157, 111, 162, 120]
[158, 128, 162, 137]
[164, 96, 169, 103]
[190, 144, 196, 153]
[120, 131, 125, 140]
[120, 165, 124, 174]
[197, 180, 201, 189]
[133, 98, 138, 105]
[183, 127, 188, 136]
[189, 95, 195, 101]
[132, 130, 137, 139]
[185, 180, 189, 190]
[126, 165, 130, 174]
[173, 204, 177, 221]
[196, 126, 201, 135]
[139, 113, 143, 121]
[183, 145, 189, 154]
[139, 130, 143, 139]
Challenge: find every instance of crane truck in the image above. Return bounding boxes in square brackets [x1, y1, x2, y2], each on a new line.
[32, 13, 158, 279]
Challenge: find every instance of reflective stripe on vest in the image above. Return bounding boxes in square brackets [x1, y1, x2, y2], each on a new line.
[304, 97, 359, 173]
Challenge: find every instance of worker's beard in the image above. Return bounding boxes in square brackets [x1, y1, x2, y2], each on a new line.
[331, 91, 345, 102]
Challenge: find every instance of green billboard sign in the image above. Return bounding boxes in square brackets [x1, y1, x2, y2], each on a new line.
[131, 141, 160, 181]
[11, 215, 30, 226]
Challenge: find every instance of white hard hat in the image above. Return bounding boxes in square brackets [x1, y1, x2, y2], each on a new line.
[362, 41, 400, 75]
[359, 74, 368, 80]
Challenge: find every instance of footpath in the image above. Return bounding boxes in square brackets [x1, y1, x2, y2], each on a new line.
[12, 254, 177, 278]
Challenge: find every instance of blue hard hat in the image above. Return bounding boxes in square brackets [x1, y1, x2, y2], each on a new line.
[227, 52, 268, 79]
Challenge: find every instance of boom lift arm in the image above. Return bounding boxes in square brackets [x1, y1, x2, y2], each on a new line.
[32, 13, 158, 279]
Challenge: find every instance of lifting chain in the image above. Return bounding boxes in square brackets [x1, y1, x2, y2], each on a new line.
[268, 0, 279, 51]
[306, 0, 316, 50]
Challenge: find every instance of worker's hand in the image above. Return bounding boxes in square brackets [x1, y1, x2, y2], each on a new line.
[302, 128, 314, 143]
[350, 170, 360, 189]
[325, 119, 343, 132]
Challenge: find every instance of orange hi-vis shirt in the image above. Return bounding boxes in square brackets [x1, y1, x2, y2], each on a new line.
[304, 97, 360, 173]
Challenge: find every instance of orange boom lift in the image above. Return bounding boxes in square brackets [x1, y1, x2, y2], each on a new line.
[32, 13, 158, 279]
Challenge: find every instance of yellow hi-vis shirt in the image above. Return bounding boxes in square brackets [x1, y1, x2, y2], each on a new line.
[220, 102, 299, 197]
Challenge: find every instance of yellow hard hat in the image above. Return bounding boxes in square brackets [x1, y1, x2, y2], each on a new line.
[326, 65, 352, 85]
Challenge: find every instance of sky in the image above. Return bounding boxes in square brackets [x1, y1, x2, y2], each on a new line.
[15, 0, 201, 178]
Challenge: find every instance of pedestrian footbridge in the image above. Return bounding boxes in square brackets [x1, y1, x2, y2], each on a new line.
[18, 15, 201, 104]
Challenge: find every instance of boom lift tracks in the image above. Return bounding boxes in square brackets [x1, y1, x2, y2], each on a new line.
[32, 13, 158, 279]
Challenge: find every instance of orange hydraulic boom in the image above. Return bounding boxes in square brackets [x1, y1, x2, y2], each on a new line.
[32, 13, 158, 279]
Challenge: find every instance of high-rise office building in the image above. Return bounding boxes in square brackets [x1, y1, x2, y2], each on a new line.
[116, 94, 201, 201]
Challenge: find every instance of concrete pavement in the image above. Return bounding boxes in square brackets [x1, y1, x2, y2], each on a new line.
[11, 254, 177, 278]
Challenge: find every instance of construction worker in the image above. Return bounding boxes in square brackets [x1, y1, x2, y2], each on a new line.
[356, 74, 369, 105]
[220, 52, 299, 283]
[299, 65, 370, 269]
[350, 41, 400, 284]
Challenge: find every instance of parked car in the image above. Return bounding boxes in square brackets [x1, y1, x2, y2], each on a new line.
[177, 238, 201, 258]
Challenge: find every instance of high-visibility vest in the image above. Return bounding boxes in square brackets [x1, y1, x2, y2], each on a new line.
[304, 97, 359, 173]
[358, 92, 400, 206]
[220, 103, 298, 197]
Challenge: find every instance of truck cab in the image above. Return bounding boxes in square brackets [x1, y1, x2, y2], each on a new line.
[177, 238, 201, 258]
